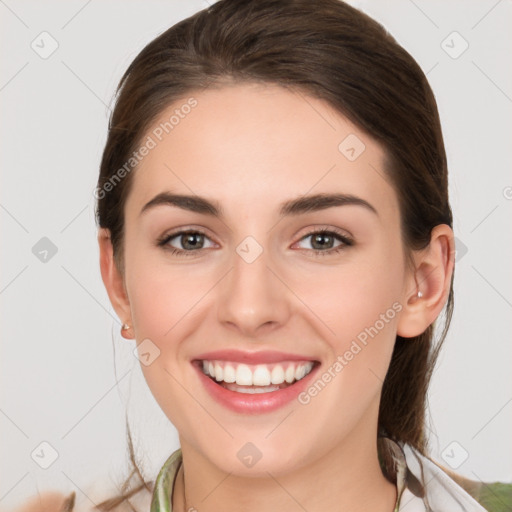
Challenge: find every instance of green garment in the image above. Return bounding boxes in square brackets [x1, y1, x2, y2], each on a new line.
[149, 440, 511, 512]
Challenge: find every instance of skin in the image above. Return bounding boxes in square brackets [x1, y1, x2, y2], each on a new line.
[99, 82, 454, 512]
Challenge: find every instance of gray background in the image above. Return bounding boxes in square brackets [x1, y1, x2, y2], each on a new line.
[1, 0, 511, 510]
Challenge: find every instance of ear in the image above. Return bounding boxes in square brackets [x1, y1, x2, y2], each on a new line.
[98, 228, 134, 339]
[397, 224, 455, 338]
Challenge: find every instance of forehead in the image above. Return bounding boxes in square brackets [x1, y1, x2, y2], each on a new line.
[125, 82, 398, 222]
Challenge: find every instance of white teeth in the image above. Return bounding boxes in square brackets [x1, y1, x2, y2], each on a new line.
[271, 365, 285, 385]
[200, 360, 315, 386]
[285, 365, 295, 383]
[236, 364, 253, 386]
[214, 362, 223, 382]
[222, 383, 281, 394]
[223, 364, 236, 383]
[253, 365, 271, 386]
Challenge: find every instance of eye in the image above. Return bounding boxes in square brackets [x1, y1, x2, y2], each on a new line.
[293, 228, 353, 257]
[156, 229, 216, 257]
[156, 226, 354, 258]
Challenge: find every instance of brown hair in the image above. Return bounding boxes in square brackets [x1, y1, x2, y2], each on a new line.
[94, 0, 457, 509]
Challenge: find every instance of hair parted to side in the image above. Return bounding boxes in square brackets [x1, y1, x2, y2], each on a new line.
[94, 0, 456, 509]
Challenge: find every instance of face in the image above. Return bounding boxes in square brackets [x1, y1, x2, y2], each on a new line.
[110, 82, 416, 476]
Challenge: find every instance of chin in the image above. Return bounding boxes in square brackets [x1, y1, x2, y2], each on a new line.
[195, 438, 311, 478]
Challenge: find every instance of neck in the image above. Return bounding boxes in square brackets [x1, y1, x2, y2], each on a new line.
[172, 428, 397, 512]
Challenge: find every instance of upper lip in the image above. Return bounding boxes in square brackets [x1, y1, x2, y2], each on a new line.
[193, 349, 319, 365]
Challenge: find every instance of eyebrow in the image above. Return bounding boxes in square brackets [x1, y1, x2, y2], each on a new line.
[139, 191, 378, 218]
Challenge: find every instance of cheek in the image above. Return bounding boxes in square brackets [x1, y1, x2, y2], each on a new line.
[289, 244, 405, 346]
[129, 275, 179, 338]
[123, 253, 204, 429]
[287, 241, 405, 409]
[288, 262, 404, 443]
[125, 243, 207, 341]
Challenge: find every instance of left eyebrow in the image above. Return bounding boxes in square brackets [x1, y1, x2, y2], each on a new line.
[139, 192, 378, 218]
[279, 192, 378, 217]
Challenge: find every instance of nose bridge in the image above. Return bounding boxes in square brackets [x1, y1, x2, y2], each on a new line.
[216, 233, 290, 334]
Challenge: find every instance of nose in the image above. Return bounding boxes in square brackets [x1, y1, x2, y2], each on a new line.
[216, 240, 292, 338]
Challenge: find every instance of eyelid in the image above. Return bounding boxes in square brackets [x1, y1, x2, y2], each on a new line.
[158, 225, 217, 241]
[293, 224, 354, 241]
[156, 225, 218, 249]
[157, 224, 354, 255]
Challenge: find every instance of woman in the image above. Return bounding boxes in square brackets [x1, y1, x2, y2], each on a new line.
[17, 0, 509, 511]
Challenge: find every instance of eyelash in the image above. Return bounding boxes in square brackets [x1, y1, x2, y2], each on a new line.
[156, 227, 354, 258]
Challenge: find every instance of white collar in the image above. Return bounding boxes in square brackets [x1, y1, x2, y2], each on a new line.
[395, 442, 487, 511]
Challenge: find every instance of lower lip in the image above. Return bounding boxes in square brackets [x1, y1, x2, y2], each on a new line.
[192, 361, 320, 414]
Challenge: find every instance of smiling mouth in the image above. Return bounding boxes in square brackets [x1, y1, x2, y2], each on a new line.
[195, 359, 319, 394]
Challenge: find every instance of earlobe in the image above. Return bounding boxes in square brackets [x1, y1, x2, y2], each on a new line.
[97, 228, 133, 338]
[397, 224, 455, 338]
